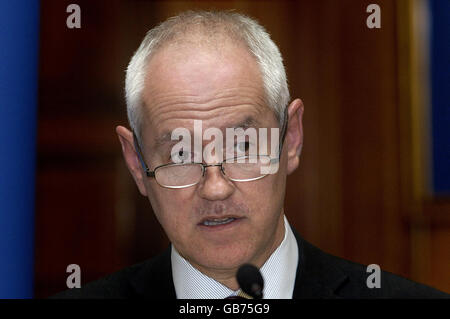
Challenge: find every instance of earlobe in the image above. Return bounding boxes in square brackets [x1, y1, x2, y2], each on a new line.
[285, 99, 304, 175]
[116, 126, 148, 196]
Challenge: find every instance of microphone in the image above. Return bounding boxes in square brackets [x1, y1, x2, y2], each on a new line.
[236, 264, 264, 299]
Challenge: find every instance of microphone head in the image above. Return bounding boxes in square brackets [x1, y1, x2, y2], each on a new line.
[236, 264, 264, 299]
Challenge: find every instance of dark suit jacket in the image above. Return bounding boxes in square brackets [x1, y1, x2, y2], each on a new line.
[52, 227, 448, 299]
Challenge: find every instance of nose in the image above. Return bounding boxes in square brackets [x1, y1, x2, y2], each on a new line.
[197, 165, 235, 201]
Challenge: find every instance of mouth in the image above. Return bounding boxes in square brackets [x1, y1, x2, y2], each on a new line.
[198, 216, 243, 229]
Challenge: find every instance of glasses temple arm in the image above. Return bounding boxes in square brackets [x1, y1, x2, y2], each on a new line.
[132, 132, 154, 177]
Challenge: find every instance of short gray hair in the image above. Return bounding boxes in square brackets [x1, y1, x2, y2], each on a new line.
[125, 10, 290, 140]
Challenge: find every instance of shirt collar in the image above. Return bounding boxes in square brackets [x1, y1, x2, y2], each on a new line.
[171, 215, 299, 299]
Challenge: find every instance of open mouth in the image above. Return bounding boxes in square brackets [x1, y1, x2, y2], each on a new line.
[198, 216, 243, 228]
[202, 217, 236, 226]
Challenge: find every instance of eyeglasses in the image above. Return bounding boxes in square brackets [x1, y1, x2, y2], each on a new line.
[133, 110, 288, 189]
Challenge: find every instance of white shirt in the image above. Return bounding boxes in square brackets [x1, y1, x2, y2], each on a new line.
[171, 215, 299, 299]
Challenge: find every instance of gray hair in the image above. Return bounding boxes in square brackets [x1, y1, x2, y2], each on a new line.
[125, 10, 290, 140]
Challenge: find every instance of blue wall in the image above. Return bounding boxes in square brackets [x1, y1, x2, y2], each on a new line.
[0, 1, 40, 298]
[430, 0, 450, 195]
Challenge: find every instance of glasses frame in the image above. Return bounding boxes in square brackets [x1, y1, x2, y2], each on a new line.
[132, 109, 289, 189]
[148, 155, 279, 189]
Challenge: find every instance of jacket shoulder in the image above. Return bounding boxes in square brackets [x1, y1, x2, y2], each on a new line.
[50, 258, 154, 299]
[299, 238, 449, 298]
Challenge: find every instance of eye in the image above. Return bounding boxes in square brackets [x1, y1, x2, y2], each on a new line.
[236, 141, 250, 153]
[170, 149, 191, 163]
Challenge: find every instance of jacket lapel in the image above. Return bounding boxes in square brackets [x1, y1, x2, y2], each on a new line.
[130, 245, 177, 299]
[291, 227, 349, 298]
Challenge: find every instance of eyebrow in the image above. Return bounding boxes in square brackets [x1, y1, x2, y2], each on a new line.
[153, 132, 174, 149]
[152, 116, 262, 149]
[232, 116, 261, 131]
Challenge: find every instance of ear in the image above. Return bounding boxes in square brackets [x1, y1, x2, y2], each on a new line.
[285, 98, 304, 175]
[116, 125, 148, 196]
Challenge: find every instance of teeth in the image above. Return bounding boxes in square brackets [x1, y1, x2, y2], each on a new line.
[203, 217, 236, 226]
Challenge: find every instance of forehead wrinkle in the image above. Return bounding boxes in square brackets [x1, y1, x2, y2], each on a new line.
[146, 82, 264, 101]
[151, 103, 268, 133]
[143, 90, 203, 107]
[144, 92, 268, 127]
[143, 85, 266, 115]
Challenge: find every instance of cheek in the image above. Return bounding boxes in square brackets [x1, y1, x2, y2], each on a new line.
[145, 183, 196, 241]
[244, 173, 286, 213]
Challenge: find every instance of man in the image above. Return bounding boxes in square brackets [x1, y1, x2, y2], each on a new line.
[54, 10, 447, 299]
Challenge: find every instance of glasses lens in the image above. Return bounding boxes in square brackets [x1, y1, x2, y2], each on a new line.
[223, 155, 272, 181]
[155, 163, 203, 188]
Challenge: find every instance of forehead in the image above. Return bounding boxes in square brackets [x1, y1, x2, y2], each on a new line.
[145, 38, 262, 92]
[143, 42, 268, 115]
[138, 39, 276, 149]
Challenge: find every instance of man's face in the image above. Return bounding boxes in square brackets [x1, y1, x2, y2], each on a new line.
[121, 41, 298, 275]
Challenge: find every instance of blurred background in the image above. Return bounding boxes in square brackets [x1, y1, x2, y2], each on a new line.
[1, 0, 449, 298]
